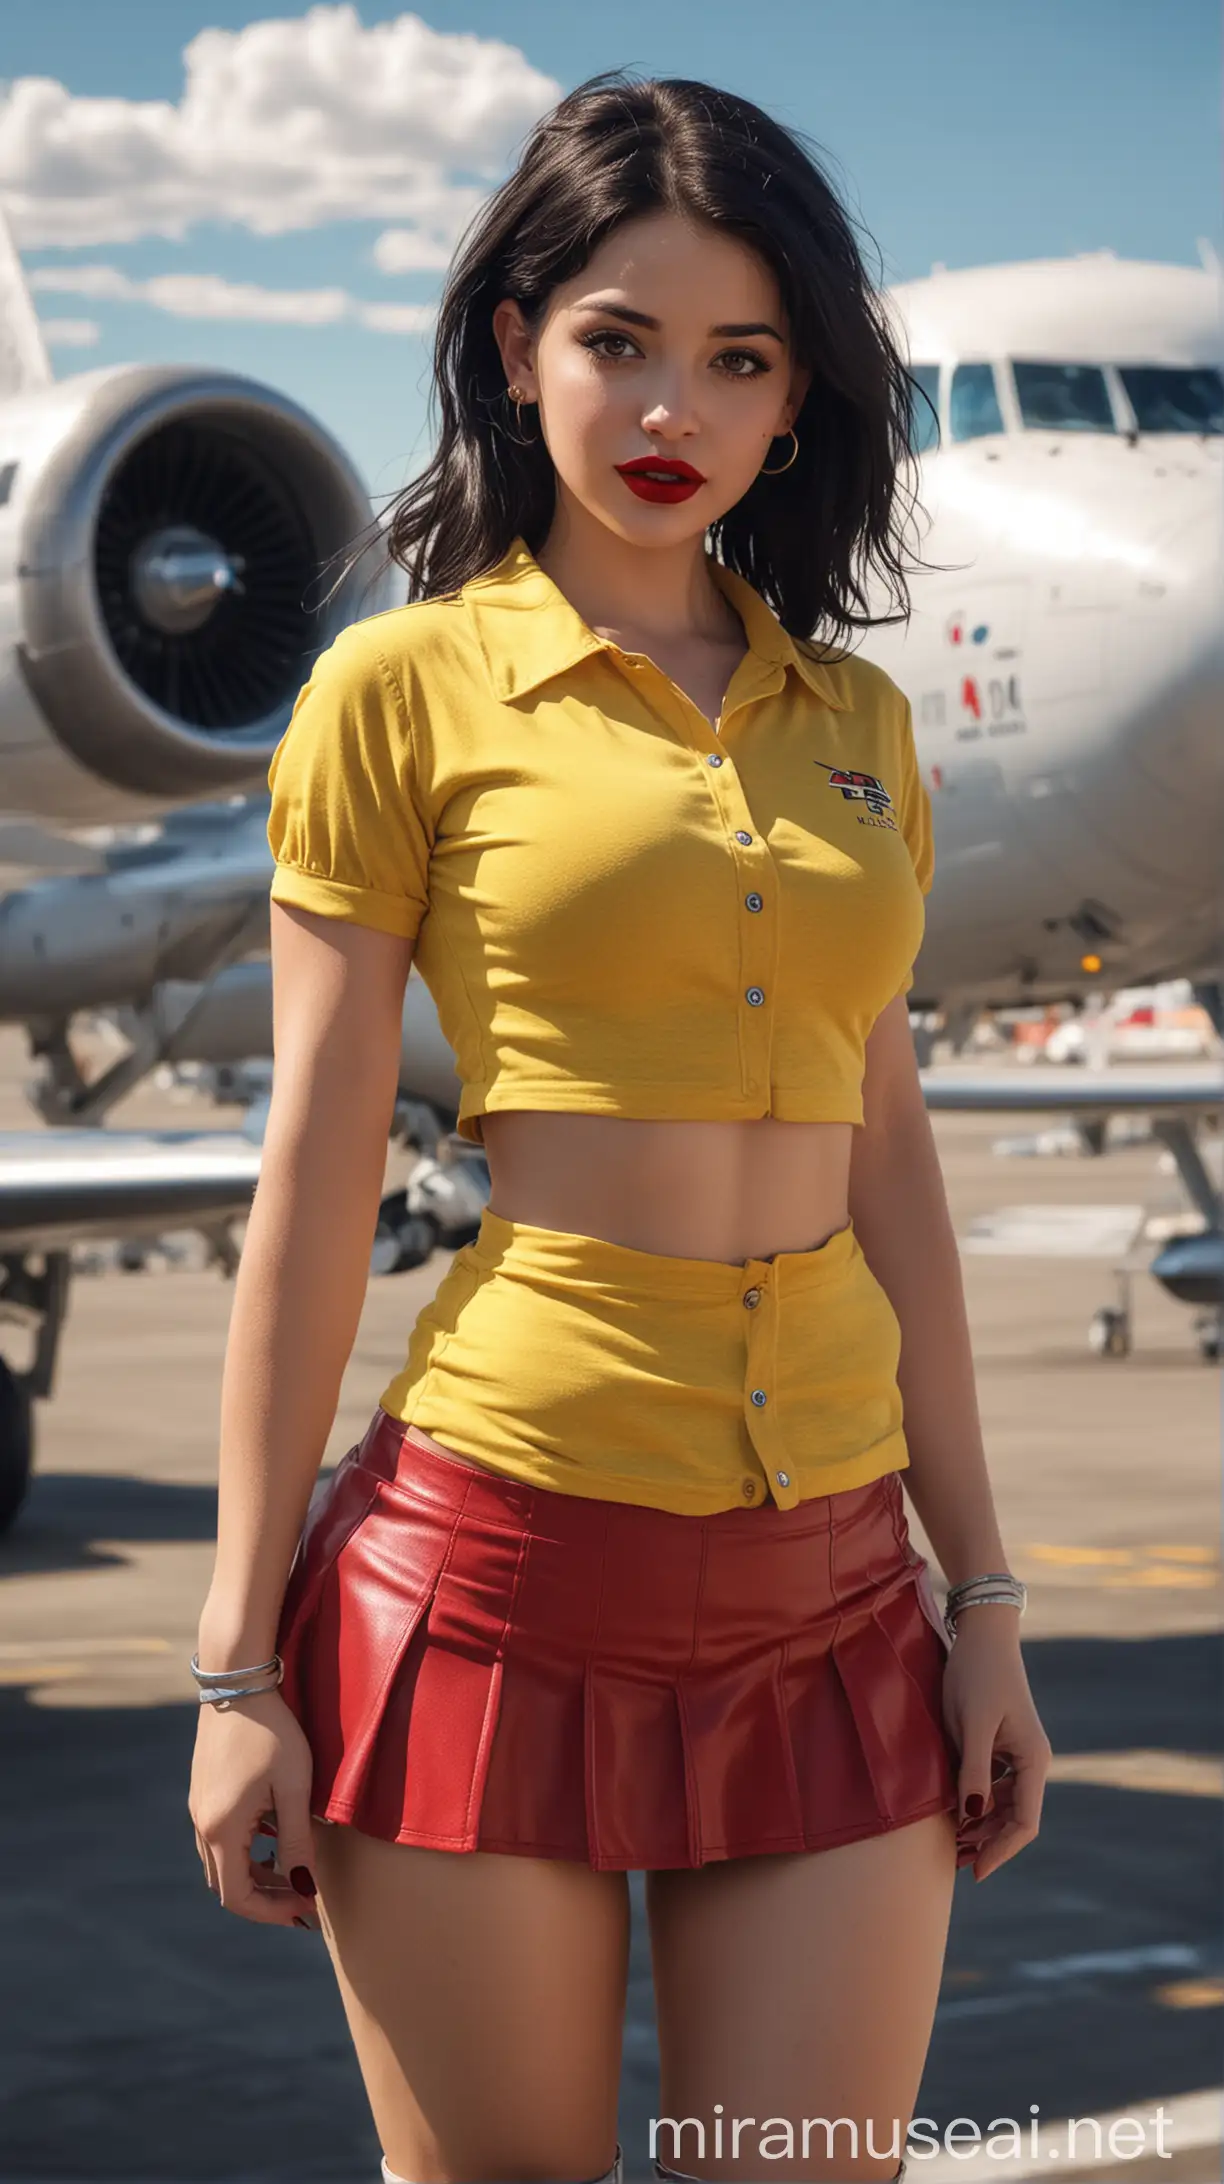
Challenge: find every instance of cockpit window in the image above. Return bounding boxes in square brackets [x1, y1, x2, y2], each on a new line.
[906, 363, 942, 454]
[1117, 365, 1224, 434]
[1013, 361, 1116, 432]
[949, 363, 1004, 441]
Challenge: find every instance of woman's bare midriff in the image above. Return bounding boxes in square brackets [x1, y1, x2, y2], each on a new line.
[414, 1111, 855, 1479]
[481, 1110, 853, 1264]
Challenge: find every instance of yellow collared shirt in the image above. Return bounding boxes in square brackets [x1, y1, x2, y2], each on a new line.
[267, 533, 933, 1144]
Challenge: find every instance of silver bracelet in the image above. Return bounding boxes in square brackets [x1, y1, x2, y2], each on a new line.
[197, 1676, 283, 1707]
[190, 1650, 282, 1687]
[943, 1573, 1026, 1643]
[945, 1572, 1022, 1610]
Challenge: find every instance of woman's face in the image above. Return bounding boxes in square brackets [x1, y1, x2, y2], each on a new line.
[492, 209, 810, 547]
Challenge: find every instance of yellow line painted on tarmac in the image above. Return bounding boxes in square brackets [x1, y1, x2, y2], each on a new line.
[1156, 1978, 1224, 2009]
[1020, 1544, 1220, 1588]
[1047, 1749, 1223, 1797]
[1100, 1567, 1218, 1589]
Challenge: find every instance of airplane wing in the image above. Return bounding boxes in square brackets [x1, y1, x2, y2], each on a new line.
[0, 1126, 261, 1251]
[920, 1062, 1223, 1118]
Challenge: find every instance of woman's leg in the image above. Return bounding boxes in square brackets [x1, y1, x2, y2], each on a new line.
[310, 1819, 631, 2183]
[645, 1810, 957, 2183]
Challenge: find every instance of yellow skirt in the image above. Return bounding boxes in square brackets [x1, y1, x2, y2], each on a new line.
[377, 1207, 910, 1517]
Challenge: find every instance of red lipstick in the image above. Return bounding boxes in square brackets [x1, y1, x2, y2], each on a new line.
[615, 455, 706, 504]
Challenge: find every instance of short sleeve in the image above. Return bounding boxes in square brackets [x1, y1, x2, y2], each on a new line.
[266, 623, 430, 942]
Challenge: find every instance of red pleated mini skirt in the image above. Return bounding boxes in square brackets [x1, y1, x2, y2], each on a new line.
[276, 1408, 965, 1870]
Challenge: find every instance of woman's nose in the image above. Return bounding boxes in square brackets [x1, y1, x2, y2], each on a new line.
[639, 372, 701, 437]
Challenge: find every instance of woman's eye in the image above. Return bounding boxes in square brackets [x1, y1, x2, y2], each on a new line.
[581, 331, 640, 361]
[717, 349, 770, 378]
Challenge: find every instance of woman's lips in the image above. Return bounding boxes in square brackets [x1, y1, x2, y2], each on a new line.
[615, 458, 705, 505]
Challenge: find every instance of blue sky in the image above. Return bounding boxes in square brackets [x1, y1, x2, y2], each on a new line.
[5, 1, 1220, 497]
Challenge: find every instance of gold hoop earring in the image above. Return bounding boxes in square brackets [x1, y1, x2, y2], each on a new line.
[760, 426, 799, 475]
[506, 383, 539, 445]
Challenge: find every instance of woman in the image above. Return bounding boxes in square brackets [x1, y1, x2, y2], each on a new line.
[189, 71, 1050, 2184]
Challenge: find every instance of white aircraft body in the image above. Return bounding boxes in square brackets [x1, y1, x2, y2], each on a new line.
[870, 251, 1223, 1012]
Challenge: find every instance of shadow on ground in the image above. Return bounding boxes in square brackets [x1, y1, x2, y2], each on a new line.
[0, 1629, 1218, 2180]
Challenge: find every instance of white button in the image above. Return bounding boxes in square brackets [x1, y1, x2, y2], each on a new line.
[776, 1470, 791, 1487]
[707, 754, 724, 767]
[745, 892, 763, 912]
[751, 1388, 767, 1407]
[743, 1288, 761, 1309]
[746, 986, 765, 1007]
[735, 829, 753, 846]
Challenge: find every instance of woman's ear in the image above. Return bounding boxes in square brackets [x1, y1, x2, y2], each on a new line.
[491, 297, 538, 399]
[782, 361, 812, 433]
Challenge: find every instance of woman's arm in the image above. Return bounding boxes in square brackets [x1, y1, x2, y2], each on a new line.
[196, 899, 414, 1670]
[851, 993, 1051, 1878]
[848, 989, 1008, 1592]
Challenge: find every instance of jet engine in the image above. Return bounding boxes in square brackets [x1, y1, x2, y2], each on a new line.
[0, 363, 384, 823]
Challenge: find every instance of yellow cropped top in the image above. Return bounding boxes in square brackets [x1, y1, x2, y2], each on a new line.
[267, 534, 933, 1144]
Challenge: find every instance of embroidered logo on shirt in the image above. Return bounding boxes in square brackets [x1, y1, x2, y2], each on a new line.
[814, 761, 898, 828]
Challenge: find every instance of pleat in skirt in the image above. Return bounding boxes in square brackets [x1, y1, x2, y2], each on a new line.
[275, 1408, 966, 1870]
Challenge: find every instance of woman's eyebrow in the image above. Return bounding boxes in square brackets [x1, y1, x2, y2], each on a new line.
[711, 320, 784, 340]
[575, 299, 785, 341]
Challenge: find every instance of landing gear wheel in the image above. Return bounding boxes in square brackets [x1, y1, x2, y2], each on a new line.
[0, 1357, 34, 1536]
[1089, 1306, 1131, 1359]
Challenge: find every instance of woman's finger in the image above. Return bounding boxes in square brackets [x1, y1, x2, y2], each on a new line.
[194, 1825, 221, 1897]
[210, 1825, 307, 1928]
[964, 1755, 1045, 1878]
[955, 1731, 1005, 1825]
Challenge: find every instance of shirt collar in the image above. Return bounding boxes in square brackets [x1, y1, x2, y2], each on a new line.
[462, 533, 851, 710]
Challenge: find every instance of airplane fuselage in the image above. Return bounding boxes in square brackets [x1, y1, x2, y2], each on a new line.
[862, 255, 1223, 1009]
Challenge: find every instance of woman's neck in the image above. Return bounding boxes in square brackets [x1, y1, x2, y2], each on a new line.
[533, 498, 742, 651]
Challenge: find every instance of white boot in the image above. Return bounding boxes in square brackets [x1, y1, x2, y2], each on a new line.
[382, 2142, 624, 2184]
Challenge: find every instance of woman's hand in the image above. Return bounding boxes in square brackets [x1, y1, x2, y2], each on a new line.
[942, 1609, 1052, 1882]
[188, 1687, 322, 1929]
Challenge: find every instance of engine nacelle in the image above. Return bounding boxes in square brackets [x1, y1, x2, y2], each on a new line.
[0, 363, 386, 823]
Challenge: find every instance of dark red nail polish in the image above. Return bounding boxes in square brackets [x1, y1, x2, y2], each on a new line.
[964, 1793, 984, 1819]
[290, 1866, 317, 1898]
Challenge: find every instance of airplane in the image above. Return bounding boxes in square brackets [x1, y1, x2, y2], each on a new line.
[0, 238, 1220, 1530]
[873, 248, 1223, 1028]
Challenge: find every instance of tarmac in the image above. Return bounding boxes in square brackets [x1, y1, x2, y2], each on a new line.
[0, 1031, 1219, 2183]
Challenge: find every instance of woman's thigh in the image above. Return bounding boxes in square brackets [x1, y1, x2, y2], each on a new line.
[645, 1810, 958, 2182]
[310, 1819, 631, 2183]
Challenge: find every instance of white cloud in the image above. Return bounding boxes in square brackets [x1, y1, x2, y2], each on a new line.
[27, 265, 131, 301]
[39, 316, 99, 346]
[0, 4, 557, 249]
[29, 262, 435, 335]
[356, 300, 436, 333]
[372, 225, 459, 274]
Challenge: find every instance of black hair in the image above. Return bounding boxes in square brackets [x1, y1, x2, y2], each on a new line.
[378, 69, 939, 651]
